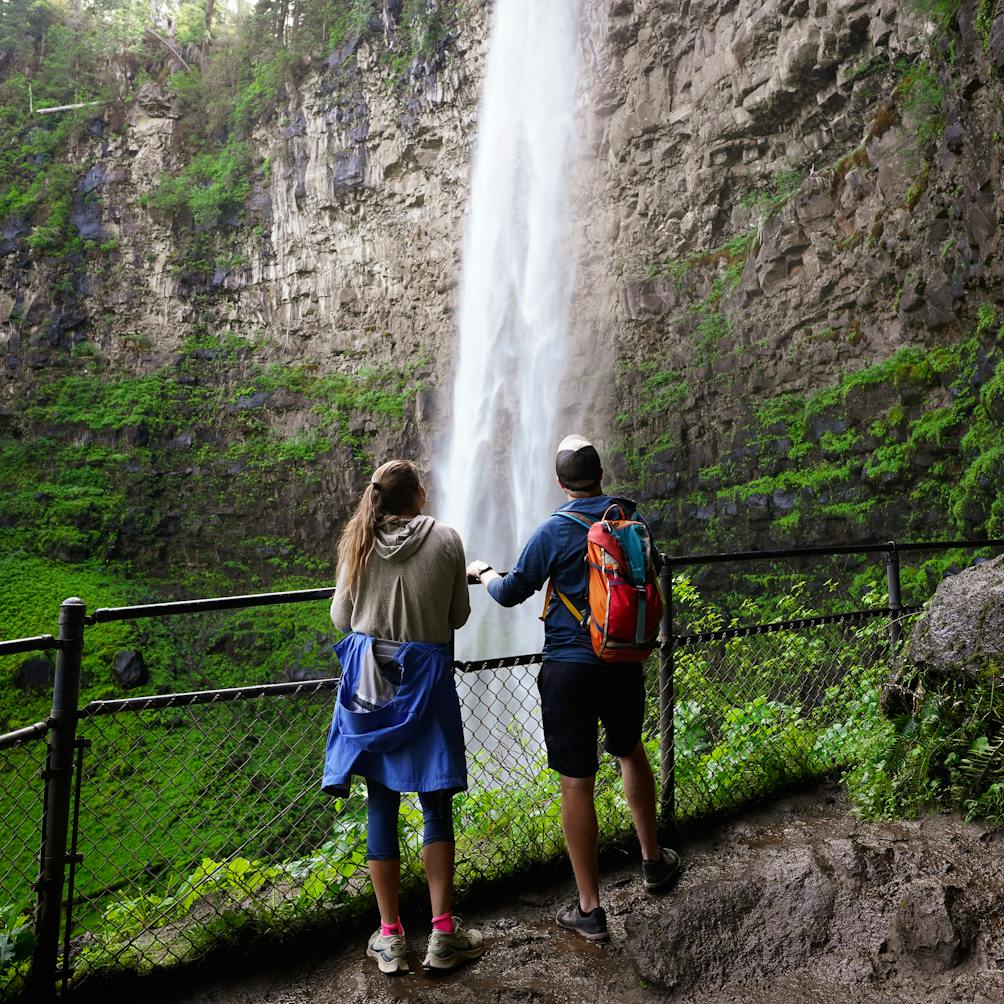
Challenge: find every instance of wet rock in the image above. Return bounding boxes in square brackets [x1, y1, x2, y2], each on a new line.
[990, 15, 1004, 71]
[907, 554, 1004, 678]
[72, 197, 104, 241]
[626, 847, 836, 993]
[332, 148, 367, 190]
[809, 416, 848, 441]
[227, 392, 269, 413]
[79, 166, 107, 195]
[135, 82, 179, 117]
[622, 280, 675, 320]
[112, 650, 148, 690]
[925, 270, 955, 327]
[943, 110, 964, 154]
[772, 489, 796, 512]
[0, 218, 27, 256]
[889, 879, 972, 974]
[13, 655, 54, 691]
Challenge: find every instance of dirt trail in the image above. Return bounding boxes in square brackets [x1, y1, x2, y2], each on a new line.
[145, 783, 1004, 1004]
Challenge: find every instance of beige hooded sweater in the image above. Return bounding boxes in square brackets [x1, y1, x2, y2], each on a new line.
[330, 515, 470, 644]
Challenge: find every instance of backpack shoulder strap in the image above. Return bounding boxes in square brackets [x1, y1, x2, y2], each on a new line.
[539, 579, 588, 624]
[554, 510, 596, 530]
[538, 511, 595, 622]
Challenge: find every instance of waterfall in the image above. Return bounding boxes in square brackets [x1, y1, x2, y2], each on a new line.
[438, 0, 582, 661]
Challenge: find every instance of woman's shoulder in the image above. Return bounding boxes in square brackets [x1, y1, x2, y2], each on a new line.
[427, 520, 464, 554]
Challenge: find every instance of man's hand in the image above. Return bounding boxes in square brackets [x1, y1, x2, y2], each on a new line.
[466, 559, 500, 585]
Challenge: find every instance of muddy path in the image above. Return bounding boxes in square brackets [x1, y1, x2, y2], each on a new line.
[142, 783, 1004, 1004]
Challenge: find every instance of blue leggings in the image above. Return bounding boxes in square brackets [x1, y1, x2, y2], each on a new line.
[365, 778, 455, 860]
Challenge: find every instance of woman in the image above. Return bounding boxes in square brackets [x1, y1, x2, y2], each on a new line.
[322, 459, 483, 975]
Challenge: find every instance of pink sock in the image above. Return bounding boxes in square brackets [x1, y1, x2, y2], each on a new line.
[381, 918, 404, 937]
[432, 911, 455, 934]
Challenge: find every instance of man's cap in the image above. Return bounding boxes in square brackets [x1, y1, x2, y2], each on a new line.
[555, 434, 602, 489]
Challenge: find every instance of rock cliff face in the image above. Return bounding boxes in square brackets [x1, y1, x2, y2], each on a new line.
[2, 5, 487, 380]
[2, 0, 1004, 568]
[579, 0, 1004, 548]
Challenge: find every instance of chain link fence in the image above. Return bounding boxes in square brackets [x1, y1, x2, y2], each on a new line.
[0, 727, 48, 1000]
[1, 540, 1002, 1001]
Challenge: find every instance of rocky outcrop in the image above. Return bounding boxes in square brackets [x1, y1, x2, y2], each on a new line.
[908, 554, 1004, 677]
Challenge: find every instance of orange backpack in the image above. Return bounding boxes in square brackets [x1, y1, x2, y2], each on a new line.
[540, 505, 664, 662]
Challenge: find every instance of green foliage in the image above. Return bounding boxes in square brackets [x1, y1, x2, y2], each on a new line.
[909, 0, 963, 31]
[739, 167, 805, 219]
[230, 53, 292, 136]
[24, 374, 177, 431]
[613, 361, 687, 482]
[643, 320, 1004, 553]
[976, 1, 1001, 55]
[145, 143, 254, 229]
[846, 674, 1004, 823]
[896, 60, 946, 149]
[326, 0, 379, 48]
[0, 904, 33, 998]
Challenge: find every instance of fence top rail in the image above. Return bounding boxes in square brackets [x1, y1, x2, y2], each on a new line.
[456, 652, 544, 673]
[0, 634, 58, 657]
[12, 537, 997, 635]
[79, 655, 547, 714]
[0, 720, 49, 750]
[673, 603, 925, 648]
[661, 537, 1004, 567]
[86, 586, 336, 624]
[81, 676, 342, 715]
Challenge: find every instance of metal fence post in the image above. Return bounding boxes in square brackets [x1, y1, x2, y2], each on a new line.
[28, 598, 85, 1003]
[886, 543, 903, 662]
[658, 560, 676, 831]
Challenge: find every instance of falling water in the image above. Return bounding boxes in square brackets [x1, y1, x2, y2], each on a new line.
[438, 0, 582, 662]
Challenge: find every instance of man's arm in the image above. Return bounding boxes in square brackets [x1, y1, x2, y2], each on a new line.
[468, 523, 555, 608]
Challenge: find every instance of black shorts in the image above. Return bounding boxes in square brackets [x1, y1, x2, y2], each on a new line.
[537, 659, 646, 778]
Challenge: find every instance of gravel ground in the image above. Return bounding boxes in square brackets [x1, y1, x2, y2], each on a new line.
[137, 782, 1004, 1004]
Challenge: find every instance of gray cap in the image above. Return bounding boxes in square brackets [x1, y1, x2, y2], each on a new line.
[555, 434, 602, 489]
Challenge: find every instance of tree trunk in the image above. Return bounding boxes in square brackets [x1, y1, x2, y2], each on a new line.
[275, 0, 289, 43]
[201, 0, 215, 67]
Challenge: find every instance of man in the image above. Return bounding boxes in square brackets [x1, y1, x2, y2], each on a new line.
[467, 434, 682, 942]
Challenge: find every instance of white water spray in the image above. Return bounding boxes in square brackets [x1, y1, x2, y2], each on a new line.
[438, 0, 582, 661]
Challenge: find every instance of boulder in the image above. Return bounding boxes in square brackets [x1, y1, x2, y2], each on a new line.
[907, 554, 1004, 677]
[13, 656, 54, 691]
[112, 650, 148, 690]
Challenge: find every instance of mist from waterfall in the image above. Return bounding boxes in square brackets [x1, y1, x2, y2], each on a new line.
[438, 0, 582, 661]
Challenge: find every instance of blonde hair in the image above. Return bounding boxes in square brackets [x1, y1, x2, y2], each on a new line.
[337, 459, 422, 591]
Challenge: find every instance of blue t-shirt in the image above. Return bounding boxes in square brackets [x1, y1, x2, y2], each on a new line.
[487, 495, 640, 664]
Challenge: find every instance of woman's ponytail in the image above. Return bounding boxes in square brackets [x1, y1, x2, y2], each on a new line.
[337, 460, 421, 591]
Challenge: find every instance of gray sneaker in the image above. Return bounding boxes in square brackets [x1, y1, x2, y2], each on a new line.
[366, 928, 408, 974]
[555, 901, 609, 942]
[421, 921, 485, 971]
[643, 847, 682, 893]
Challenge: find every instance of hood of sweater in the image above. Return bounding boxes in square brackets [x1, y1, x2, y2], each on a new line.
[373, 514, 436, 561]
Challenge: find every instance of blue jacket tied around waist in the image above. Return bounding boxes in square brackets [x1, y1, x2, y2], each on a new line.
[322, 632, 468, 796]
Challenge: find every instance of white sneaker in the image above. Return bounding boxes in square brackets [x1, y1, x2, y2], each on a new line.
[366, 928, 408, 974]
[421, 921, 485, 971]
